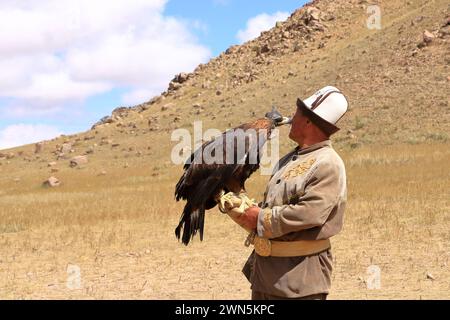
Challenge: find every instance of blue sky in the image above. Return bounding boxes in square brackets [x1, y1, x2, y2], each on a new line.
[165, 0, 302, 56]
[0, 0, 307, 150]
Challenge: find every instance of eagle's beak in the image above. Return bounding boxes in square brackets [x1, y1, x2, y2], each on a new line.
[275, 117, 292, 126]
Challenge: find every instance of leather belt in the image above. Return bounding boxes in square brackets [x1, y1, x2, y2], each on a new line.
[253, 237, 331, 257]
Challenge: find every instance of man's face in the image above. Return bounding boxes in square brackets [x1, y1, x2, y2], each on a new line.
[288, 107, 310, 144]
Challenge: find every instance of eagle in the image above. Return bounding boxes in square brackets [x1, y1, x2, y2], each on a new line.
[174, 108, 292, 245]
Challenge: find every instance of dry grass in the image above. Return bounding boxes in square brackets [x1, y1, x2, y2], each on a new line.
[0, 142, 449, 299]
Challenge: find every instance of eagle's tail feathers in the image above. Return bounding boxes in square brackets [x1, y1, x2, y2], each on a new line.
[174, 172, 187, 201]
[175, 203, 205, 246]
[198, 206, 205, 241]
[175, 203, 190, 243]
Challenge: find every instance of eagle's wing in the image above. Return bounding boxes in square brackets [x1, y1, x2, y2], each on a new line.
[174, 134, 238, 245]
[175, 121, 271, 199]
[174, 119, 273, 245]
[175, 137, 235, 202]
[230, 120, 273, 188]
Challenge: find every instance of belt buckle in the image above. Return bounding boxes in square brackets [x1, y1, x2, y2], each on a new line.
[254, 236, 271, 257]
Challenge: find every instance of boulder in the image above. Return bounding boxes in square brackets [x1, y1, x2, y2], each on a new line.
[83, 135, 95, 141]
[101, 139, 112, 146]
[177, 72, 189, 83]
[60, 143, 72, 154]
[202, 81, 211, 89]
[305, 7, 321, 22]
[35, 142, 43, 154]
[112, 106, 129, 117]
[225, 45, 239, 55]
[171, 72, 190, 84]
[260, 44, 271, 54]
[423, 30, 435, 43]
[57, 153, 67, 160]
[169, 81, 182, 91]
[43, 176, 60, 187]
[440, 25, 450, 37]
[161, 103, 173, 111]
[91, 115, 115, 129]
[70, 155, 88, 167]
[426, 273, 435, 281]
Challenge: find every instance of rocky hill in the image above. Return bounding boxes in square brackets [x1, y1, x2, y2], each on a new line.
[1, 0, 449, 174]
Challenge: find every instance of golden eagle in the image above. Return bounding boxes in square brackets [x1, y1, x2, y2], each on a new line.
[174, 108, 291, 245]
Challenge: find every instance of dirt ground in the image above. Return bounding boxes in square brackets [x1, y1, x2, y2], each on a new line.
[0, 218, 448, 300]
[0, 143, 449, 299]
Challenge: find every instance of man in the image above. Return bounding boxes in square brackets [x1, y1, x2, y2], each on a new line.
[229, 86, 348, 300]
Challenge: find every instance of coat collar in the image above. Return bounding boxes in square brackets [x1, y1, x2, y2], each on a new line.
[294, 140, 331, 155]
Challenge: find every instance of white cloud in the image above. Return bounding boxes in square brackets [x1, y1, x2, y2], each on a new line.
[8, 72, 110, 105]
[0, 0, 211, 117]
[237, 11, 289, 43]
[0, 124, 62, 150]
[121, 88, 158, 106]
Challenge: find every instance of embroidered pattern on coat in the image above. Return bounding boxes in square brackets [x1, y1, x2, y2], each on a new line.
[282, 158, 316, 180]
[262, 208, 273, 238]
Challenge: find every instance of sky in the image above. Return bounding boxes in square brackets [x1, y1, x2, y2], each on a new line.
[0, 0, 307, 150]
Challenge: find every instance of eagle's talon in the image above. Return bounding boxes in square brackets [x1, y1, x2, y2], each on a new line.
[217, 191, 257, 215]
[239, 193, 256, 210]
[217, 191, 238, 213]
[216, 190, 233, 213]
[216, 190, 228, 213]
[236, 199, 246, 214]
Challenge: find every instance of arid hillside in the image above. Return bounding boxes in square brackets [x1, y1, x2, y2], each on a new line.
[0, 0, 449, 300]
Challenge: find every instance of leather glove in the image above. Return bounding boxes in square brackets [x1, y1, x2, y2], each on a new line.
[217, 191, 257, 233]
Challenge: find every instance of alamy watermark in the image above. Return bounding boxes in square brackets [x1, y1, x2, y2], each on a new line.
[366, 5, 382, 30]
[66, 264, 82, 290]
[366, 265, 381, 290]
[171, 121, 281, 176]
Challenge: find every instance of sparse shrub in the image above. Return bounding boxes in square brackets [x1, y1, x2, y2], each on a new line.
[406, 137, 422, 145]
[424, 132, 448, 142]
[354, 116, 365, 130]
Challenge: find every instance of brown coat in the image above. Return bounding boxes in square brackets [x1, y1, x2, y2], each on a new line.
[242, 140, 347, 298]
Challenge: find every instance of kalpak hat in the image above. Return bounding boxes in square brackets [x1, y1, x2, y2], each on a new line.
[297, 86, 348, 135]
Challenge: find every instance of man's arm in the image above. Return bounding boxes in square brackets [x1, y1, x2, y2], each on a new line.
[229, 150, 297, 232]
[256, 160, 344, 239]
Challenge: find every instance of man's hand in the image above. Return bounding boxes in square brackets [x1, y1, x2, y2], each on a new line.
[233, 205, 260, 231]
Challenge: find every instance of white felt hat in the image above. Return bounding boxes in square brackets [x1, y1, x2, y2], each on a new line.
[297, 86, 348, 134]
